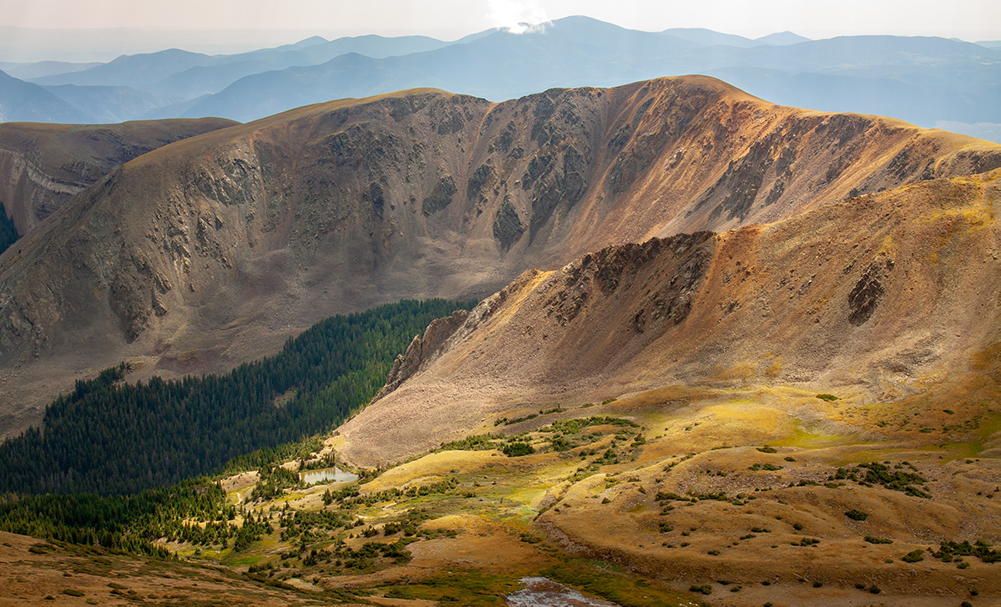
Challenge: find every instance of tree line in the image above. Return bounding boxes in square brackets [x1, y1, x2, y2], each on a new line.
[0, 298, 475, 495]
[0, 208, 18, 256]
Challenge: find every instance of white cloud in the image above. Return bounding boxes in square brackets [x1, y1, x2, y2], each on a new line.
[486, 0, 550, 34]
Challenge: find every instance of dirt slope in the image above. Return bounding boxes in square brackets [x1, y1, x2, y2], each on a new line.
[1, 76, 999, 438]
[0, 118, 237, 234]
[339, 168, 1001, 466]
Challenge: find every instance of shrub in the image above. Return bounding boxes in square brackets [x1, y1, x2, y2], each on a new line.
[901, 549, 925, 563]
[502, 442, 535, 457]
[865, 536, 893, 544]
[816, 394, 838, 401]
[845, 509, 869, 521]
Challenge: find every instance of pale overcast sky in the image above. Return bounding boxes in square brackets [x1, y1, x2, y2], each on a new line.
[1, 0, 999, 41]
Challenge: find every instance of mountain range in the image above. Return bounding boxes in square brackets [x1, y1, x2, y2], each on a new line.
[1, 16, 998, 143]
[1, 25, 1000, 601]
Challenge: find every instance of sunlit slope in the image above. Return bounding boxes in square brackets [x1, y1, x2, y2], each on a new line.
[339, 168, 1001, 466]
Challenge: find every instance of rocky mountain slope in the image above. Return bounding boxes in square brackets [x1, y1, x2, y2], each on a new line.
[0, 117, 237, 234]
[339, 167, 1001, 465]
[1, 76, 999, 439]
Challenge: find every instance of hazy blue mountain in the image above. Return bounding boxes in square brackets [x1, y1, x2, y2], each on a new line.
[0, 69, 92, 122]
[1, 61, 103, 80]
[42, 84, 182, 123]
[177, 16, 1000, 142]
[145, 34, 452, 98]
[32, 48, 215, 88]
[30, 34, 451, 98]
[662, 28, 809, 47]
[661, 28, 756, 47]
[754, 31, 811, 45]
[977, 40, 1001, 49]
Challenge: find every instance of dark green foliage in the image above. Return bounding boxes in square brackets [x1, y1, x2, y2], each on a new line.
[832, 461, 930, 498]
[845, 509, 869, 521]
[502, 442, 535, 457]
[0, 208, 18, 256]
[689, 584, 712, 595]
[540, 416, 639, 434]
[934, 540, 1001, 564]
[0, 299, 475, 495]
[249, 465, 300, 501]
[865, 536, 893, 544]
[901, 549, 925, 563]
[438, 434, 503, 452]
[816, 393, 838, 401]
[0, 478, 228, 555]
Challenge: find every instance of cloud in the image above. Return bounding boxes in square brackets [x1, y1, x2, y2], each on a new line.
[486, 0, 550, 34]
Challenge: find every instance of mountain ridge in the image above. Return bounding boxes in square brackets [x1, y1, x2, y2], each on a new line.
[338, 166, 1001, 466]
[0, 76, 998, 440]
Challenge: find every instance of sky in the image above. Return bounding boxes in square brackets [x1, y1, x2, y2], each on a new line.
[0, 0, 999, 62]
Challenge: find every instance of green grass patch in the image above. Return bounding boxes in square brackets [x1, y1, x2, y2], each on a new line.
[379, 570, 518, 606]
[544, 560, 705, 607]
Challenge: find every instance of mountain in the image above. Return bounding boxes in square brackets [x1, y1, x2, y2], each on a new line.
[663, 28, 809, 47]
[0, 117, 237, 235]
[40, 84, 182, 123]
[1, 76, 998, 440]
[29, 48, 216, 88]
[177, 17, 1001, 140]
[31, 35, 452, 95]
[339, 166, 1001, 465]
[754, 31, 811, 45]
[0, 69, 91, 123]
[660, 28, 757, 47]
[0, 60, 103, 80]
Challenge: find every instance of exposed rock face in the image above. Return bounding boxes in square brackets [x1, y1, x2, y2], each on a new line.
[2, 77, 1000, 437]
[338, 168, 1001, 466]
[379, 309, 470, 397]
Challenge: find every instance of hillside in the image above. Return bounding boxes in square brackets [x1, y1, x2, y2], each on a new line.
[338, 168, 1001, 466]
[1, 76, 999, 440]
[0, 117, 237, 234]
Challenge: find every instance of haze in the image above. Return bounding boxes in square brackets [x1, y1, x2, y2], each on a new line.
[1, 0, 999, 62]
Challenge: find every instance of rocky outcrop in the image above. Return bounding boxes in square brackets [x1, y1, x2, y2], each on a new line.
[378, 309, 470, 397]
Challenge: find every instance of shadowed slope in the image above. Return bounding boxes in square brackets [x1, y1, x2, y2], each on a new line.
[1, 76, 999, 438]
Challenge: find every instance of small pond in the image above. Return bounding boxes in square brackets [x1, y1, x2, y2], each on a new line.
[299, 467, 358, 485]
[504, 577, 621, 607]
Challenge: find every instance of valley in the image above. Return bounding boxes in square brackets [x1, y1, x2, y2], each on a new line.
[0, 71, 999, 606]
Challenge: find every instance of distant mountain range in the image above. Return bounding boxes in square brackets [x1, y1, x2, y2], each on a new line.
[0, 16, 998, 142]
